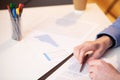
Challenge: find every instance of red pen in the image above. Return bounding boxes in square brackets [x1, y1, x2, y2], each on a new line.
[18, 3, 24, 16]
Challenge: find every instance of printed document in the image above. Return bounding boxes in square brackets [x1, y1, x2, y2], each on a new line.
[47, 47, 120, 80]
[47, 56, 90, 80]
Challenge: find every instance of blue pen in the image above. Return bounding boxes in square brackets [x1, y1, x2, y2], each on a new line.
[12, 8, 18, 40]
[12, 8, 17, 18]
[7, 5, 17, 40]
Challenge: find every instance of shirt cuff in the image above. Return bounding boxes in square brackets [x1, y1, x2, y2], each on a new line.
[97, 26, 120, 48]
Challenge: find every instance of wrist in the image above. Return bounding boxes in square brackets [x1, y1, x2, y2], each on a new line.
[96, 36, 113, 49]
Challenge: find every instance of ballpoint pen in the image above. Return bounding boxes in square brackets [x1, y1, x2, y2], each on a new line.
[80, 54, 89, 72]
[16, 8, 20, 16]
[7, 5, 13, 17]
[9, 3, 13, 9]
[18, 3, 24, 16]
[80, 51, 93, 72]
[9, 3, 16, 10]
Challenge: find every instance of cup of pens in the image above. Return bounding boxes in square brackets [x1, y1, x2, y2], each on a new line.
[7, 3, 24, 41]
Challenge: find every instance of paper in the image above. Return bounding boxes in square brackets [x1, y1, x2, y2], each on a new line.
[36, 14, 98, 39]
[47, 47, 120, 80]
[0, 31, 81, 80]
[25, 31, 83, 79]
[35, 34, 59, 47]
[27, 31, 81, 52]
[47, 57, 90, 80]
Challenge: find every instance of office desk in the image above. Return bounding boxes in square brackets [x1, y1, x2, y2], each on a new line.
[0, 4, 114, 80]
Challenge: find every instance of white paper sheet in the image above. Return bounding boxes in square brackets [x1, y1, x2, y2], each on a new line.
[0, 13, 111, 80]
[47, 57, 90, 80]
[25, 31, 84, 79]
[47, 47, 120, 80]
[0, 31, 81, 80]
[35, 13, 98, 39]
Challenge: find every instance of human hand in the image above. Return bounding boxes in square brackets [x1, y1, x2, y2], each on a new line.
[88, 59, 120, 80]
[73, 36, 113, 64]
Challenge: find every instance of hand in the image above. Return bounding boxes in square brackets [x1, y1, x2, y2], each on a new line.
[88, 59, 120, 80]
[73, 36, 113, 64]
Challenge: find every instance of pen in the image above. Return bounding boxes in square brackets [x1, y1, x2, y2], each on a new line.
[80, 54, 89, 72]
[18, 3, 24, 16]
[12, 8, 17, 18]
[80, 51, 93, 72]
[9, 3, 13, 10]
[9, 3, 16, 10]
[7, 5, 13, 17]
[16, 8, 20, 16]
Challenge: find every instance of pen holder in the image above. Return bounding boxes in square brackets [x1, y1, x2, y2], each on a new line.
[10, 16, 22, 41]
[7, 3, 24, 41]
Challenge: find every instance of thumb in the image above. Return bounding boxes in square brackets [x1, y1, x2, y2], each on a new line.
[80, 50, 94, 64]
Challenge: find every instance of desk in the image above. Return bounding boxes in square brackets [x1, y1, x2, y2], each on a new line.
[0, 4, 112, 80]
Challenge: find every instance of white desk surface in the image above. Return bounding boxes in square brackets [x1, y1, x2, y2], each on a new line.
[0, 3, 111, 45]
[0, 3, 113, 80]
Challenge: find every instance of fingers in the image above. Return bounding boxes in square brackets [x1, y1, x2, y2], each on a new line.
[73, 44, 94, 64]
[88, 59, 102, 66]
[73, 45, 81, 63]
[89, 47, 105, 60]
[88, 59, 118, 80]
[73, 41, 101, 64]
[88, 64, 96, 80]
[89, 71, 94, 80]
[88, 60, 99, 80]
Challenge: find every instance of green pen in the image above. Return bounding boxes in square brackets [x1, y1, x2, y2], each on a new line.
[9, 3, 16, 10]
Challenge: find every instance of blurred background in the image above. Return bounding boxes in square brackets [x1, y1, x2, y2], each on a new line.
[0, 0, 120, 22]
[88, 0, 120, 22]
